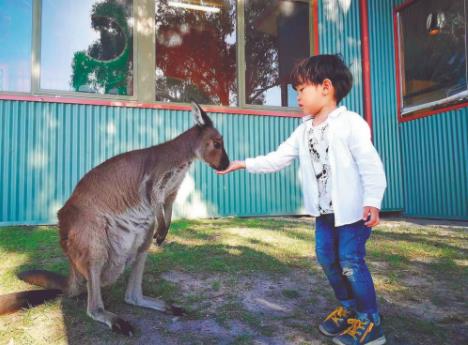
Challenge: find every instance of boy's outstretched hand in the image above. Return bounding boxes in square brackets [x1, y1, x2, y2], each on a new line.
[216, 160, 246, 175]
[363, 206, 380, 227]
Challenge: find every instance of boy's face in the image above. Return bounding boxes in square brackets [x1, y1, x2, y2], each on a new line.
[295, 81, 332, 116]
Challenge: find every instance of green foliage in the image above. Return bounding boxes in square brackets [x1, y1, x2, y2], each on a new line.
[70, 0, 132, 95]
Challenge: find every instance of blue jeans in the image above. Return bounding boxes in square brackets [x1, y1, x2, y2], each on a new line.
[315, 213, 379, 318]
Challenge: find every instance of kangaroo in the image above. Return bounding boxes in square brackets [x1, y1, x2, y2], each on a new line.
[0, 102, 230, 335]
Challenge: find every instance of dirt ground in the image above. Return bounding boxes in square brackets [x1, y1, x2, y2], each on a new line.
[91, 266, 466, 345]
[66, 219, 466, 345]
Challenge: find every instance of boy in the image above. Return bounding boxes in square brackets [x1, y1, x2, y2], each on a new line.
[217, 55, 387, 345]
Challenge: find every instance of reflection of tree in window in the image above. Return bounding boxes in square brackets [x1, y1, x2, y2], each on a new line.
[245, 1, 279, 105]
[245, 0, 309, 106]
[71, 0, 133, 95]
[155, 0, 237, 105]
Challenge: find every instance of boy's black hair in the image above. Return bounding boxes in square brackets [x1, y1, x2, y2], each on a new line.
[290, 54, 353, 104]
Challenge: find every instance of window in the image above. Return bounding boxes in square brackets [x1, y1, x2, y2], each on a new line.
[245, 0, 309, 107]
[155, 0, 237, 106]
[396, 0, 468, 115]
[0, 0, 32, 92]
[155, 0, 311, 108]
[1, 0, 314, 110]
[41, 0, 134, 95]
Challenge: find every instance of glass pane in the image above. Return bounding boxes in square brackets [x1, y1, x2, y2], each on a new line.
[0, 0, 32, 92]
[41, 0, 134, 95]
[155, 0, 237, 105]
[245, 0, 309, 107]
[399, 0, 467, 109]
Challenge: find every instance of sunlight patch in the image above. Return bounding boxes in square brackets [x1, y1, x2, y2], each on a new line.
[173, 174, 211, 219]
[49, 201, 62, 221]
[28, 150, 48, 168]
[106, 122, 116, 135]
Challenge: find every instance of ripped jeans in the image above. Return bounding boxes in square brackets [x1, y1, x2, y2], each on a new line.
[315, 213, 378, 317]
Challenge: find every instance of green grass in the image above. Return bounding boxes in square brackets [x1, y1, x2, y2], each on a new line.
[0, 217, 466, 345]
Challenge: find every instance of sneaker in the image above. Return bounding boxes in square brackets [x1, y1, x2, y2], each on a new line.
[332, 317, 386, 345]
[319, 306, 355, 336]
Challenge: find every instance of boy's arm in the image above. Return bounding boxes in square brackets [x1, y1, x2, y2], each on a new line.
[348, 115, 387, 211]
[244, 127, 300, 173]
[216, 127, 300, 175]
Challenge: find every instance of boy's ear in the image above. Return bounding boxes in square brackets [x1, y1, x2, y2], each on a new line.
[322, 78, 333, 95]
[191, 100, 213, 127]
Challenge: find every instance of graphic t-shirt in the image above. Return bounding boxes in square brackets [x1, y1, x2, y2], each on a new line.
[308, 121, 333, 214]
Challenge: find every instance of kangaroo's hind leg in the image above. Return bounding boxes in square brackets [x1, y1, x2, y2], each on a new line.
[87, 264, 134, 336]
[65, 264, 86, 298]
[124, 251, 185, 316]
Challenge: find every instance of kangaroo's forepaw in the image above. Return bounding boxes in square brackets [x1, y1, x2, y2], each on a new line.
[169, 304, 186, 316]
[111, 317, 134, 336]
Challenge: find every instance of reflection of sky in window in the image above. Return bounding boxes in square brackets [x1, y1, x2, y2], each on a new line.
[41, 0, 99, 91]
[264, 84, 298, 107]
[0, 0, 32, 92]
[224, 31, 236, 45]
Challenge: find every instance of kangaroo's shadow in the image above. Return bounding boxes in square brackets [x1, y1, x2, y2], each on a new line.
[0, 224, 297, 345]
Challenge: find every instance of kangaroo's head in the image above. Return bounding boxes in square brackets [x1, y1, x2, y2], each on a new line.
[191, 101, 230, 171]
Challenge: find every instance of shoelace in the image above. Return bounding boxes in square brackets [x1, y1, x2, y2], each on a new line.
[324, 306, 348, 325]
[343, 319, 364, 338]
[341, 318, 371, 340]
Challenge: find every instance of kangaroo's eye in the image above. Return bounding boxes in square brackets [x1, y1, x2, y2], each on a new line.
[214, 142, 221, 149]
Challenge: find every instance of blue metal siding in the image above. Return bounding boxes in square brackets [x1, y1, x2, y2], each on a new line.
[0, 100, 302, 225]
[367, 0, 404, 211]
[318, 0, 363, 115]
[368, 0, 468, 220]
[401, 110, 468, 219]
[2, 0, 466, 224]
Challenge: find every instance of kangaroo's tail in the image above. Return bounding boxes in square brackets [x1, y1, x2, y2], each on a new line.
[0, 270, 67, 315]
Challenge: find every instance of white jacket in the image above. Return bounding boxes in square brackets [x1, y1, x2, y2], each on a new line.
[245, 106, 387, 226]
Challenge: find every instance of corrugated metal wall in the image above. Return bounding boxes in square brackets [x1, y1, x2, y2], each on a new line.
[318, 0, 402, 212]
[318, 0, 363, 115]
[368, 0, 468, 220]
[367, 0, 404, 211]
[2, 0, 466, 224]
[0, 100, 302, 225]
[401, 110, 468, 219]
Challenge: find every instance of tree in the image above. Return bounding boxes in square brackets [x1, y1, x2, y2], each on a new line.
[71, 0, 133, 95]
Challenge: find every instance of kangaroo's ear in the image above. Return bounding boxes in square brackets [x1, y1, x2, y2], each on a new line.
[191, 101, 213, 127]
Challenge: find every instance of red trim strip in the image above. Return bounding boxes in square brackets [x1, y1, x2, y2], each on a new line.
[0, 94, 303, 118]
[312, 0, 320, 55]
[359, 0, 373, 139]
[393, 0, 468, 123]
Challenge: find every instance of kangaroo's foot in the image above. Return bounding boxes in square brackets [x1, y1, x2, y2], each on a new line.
[86, 264, 134, 336]
[125, 294, 186, 316]
[87, 307, 134, 336]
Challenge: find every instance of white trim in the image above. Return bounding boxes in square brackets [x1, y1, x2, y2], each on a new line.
[401, 90, 468, 116]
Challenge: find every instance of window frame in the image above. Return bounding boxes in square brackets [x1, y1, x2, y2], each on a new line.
[394, 0, 468, 122]
[0, 0, 315, 115]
